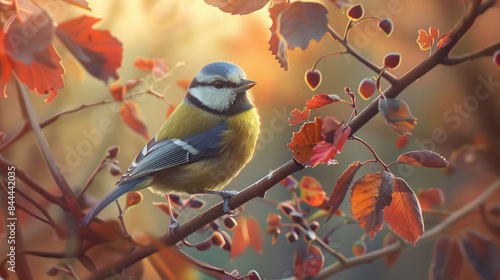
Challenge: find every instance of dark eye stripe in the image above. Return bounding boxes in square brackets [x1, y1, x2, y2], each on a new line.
[189, 79, 237, 89]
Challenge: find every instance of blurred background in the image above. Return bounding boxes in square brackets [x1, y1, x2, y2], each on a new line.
[1, 0, 499, 279]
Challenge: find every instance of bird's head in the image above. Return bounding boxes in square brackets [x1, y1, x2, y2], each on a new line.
[187, 61, 256, 115]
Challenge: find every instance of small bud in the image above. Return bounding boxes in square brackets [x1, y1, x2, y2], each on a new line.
[494, 50, 500, 68]
[291, 225, 302, 236]
[210, 221, 220, 231]
[286, 231, 299, 244]
[108, 163, 122, 176]
[358, 78, 376, 100]
[168, 194, 183, 206]
[266, 213, 282, 227]
[211, 231, 226, 248]
[383, 52, 401, 69]
[188, 197, 205, 209]
[347, 4, 364, 20]
[195, 240, 212, 251]
[265, 226, 281, 236]
[290, 211, 304, 224]
[305, 69, 322, 90]
[304, 230, 317, 242]
[352, 240, 367, 256]
[223, 216, 237, 230]
[279, 202, 295, 216]
[309, 221, 320, 232]
[220, 231, 232, 252]
[125, 191, 143, 209]
[378, 18, 394, 36]
[107, 145, 120, 159]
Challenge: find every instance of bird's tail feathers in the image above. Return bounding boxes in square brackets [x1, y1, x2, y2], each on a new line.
[81, 178, 146, 226]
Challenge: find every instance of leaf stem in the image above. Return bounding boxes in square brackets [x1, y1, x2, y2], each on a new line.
[353, 136, 389, 171]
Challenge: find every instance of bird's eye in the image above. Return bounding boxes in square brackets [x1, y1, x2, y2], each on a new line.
[213, 81, 224, 89]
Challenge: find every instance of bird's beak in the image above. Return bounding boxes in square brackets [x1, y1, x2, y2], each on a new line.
[235, 79, 256, 93]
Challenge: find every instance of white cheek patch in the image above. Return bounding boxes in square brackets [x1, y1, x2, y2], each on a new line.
[189, 87, 236, 112]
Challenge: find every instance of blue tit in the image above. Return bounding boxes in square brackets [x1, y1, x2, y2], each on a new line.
[82, 61, 260, 225]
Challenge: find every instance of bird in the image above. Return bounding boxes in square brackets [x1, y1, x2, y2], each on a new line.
[81, 61, 260, 226]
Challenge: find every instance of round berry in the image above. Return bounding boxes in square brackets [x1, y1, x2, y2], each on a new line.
[305, 69, 322, 91]
[352, 240, 367, 256]
[378, 18, 394, 36]
[358, 78, 376, 100]
[383, 52, 401, 69]
[493, 50, 500, 68]
[347, 4, 364, 20]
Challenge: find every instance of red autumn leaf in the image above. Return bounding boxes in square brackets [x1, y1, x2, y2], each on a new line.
[0, 32, 11, 98]
[305, 94, 341, 109]
[109, 84, 126, 101]
[384, 178, 424, 245]
[326, 161, 363, 223]
[417, 26, 439, 51]
[288, 117, 324, 165]
[397, 150, 448, 168]
[294, 244, 324, 278]
[134, 57, 168, 78]
[125, 191, 143, 209]
[378, 98, 417, 136]
[204, 0, 270, 15]
[430, 238, 463, 280]
[62, 0, 91, 10]
[10, 45, 65, 102]
[460, 230, 500, 280]
[4, 10, 55, 67]
[311, 121, 351, 166]
[383, 233, 402, 267]
[230, 216, 264, 260]
[437, 31, 452, 49]
[395, 135, 409, 149]
[120, 100, 149, 140]
[152, 202, 172, 216]
[350, 172, 394, 238]
[417, 188, 446, 209]
[288, 108, 310, 125]
[176, 79, 191, 90]
[299, 176, 326, 207]
[56, 15, 122, 83]
[268, 3, 291, 70]
[165, 104, 176, 119]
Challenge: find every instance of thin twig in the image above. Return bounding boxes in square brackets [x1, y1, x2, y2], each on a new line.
[443, 41, 500, 65]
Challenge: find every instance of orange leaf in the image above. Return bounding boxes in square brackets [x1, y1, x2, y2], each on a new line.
[56, 15, 122, 83]
[165, 104, 177, 119]
[10, 45, 65, 102]
[384, 178, 423, 245]
[395, 135, 409, 149]
[294, 244, 324, 278]
[397, 150, 448, 168]
[305, 94, 341, 109]
[109, 84, 126, 101]
[134, 57, 168, 78]
[288, 108, 310, 125]
[0, 32, 11, 98]
[378, 98, 417, 136]
[417, 188, 446, 209]
[176, 79, 191, 90]
[120, 100, 149, 139]
[125, 191, 143, 209]
[287, 117, 324, 165]
[230, 216, 263, 260]
[416, 26, 439, 51]
[437, 31, 452, 49]
[299, 176, 326, 207]
[350, 172, 394, 238]
[326, 161, 362, 223]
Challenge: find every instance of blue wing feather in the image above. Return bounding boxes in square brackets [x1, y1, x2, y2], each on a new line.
[118, 121, 228, 184]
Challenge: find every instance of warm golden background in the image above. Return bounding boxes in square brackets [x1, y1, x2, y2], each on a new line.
[1, 0, 499, 279]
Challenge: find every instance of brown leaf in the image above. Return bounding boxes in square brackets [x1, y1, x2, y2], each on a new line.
[299, 176, 326, 207]
[294, 244, 324, 278]
[397, 150, 448, 168]
[305, 94, 341, 109]
[268, 3, 291, 70]
[287, 117, 324, 165]
[384, 178, 424, 245]
[417, 188, 446, 209]
[120, 100, 149, 139]
[326, 161, 363, 223]
[350, 172, 394, 238]
[460, 230, 500, 280]
[56, 15, 122, 83]
[378, 98, 417, 136]
[430, 237, 463, 280]
[205, 0, 270, 15]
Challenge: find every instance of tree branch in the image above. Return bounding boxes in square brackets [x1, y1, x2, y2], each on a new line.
[15, 77, 82, 221]
[443, 41, 500, 65]
[312, 179, 500, 279]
